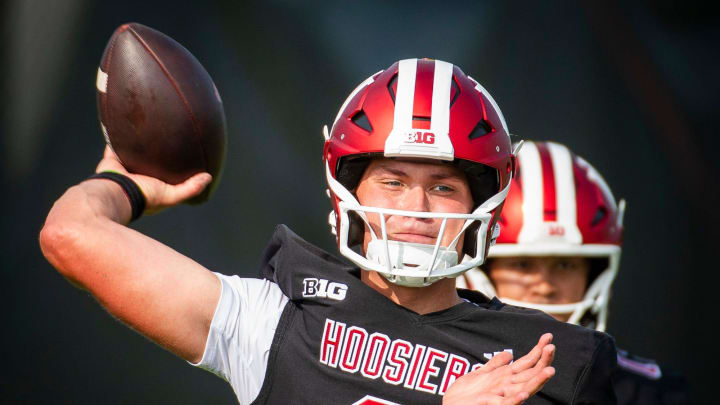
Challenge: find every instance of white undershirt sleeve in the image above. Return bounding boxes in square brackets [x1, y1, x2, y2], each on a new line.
[190, 273, 289, 404]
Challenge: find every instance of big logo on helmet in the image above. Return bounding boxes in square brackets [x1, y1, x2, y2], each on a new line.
[405, 131, 435, 144]
[548, 224, 565, 236]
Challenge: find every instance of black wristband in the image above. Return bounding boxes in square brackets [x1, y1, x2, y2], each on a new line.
[88, 172, 146, 221]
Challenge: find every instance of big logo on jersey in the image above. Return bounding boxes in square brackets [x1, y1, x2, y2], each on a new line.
[319, 318, 512, 396]
[303, 278, 348, 301]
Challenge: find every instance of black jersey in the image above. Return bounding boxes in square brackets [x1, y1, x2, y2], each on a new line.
[614, 349, 690, 405]
[254, 225, 617, 404]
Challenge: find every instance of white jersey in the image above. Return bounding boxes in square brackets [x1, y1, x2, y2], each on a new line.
[192, 273, 288, 404]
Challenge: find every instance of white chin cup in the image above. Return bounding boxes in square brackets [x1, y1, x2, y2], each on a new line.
[366, 239, 459, 287]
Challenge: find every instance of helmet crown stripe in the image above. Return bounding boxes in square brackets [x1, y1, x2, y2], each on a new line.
[392, 59, 417, 131]
[517, 142, 544, 242]
[548, 142, 583, 244]
[430, 60, 453, 136]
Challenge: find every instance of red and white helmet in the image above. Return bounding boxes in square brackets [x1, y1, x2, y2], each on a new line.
[323, 58, 517, 287]
[459, 141, 625, 330]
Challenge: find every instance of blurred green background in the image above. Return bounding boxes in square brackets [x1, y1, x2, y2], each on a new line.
[2, 0, 717, 403]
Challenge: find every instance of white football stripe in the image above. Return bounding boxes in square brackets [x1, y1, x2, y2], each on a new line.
[517, 142, 543, 243]
[430, 60, 452, 135]
[96, 67, 108, 93]
[393, 59, 417, 131]
[548, 142, 583, 243]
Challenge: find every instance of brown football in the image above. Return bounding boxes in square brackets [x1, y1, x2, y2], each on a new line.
[96, 22, 226, 203]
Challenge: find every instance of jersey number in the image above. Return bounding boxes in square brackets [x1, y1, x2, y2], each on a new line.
[351, 395, 401, 405]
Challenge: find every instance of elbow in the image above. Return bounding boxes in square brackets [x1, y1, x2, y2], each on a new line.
[39, 220, 85, 280]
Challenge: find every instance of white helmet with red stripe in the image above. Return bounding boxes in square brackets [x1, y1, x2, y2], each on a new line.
[459, 141, 625, 330]
[323, 58, 517, 287]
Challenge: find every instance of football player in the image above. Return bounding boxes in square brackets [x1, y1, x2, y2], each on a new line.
[40, 59, 616, 404]
[459, 140, 690, 404]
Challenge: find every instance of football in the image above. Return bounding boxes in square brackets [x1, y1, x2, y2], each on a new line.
[96, 22, 226, 203]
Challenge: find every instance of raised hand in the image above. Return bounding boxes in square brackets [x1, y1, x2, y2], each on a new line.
[443, 333, 556, 405]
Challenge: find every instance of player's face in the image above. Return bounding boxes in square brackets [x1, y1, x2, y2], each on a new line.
[487, 257, 589, 322]
[355, 158, 474, 255]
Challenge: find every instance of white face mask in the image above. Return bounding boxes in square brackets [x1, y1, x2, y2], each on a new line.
[326, 162, 509, 287]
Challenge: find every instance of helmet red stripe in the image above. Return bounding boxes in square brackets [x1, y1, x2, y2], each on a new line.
[534, 142, 557, 222]
[412, 60, 435, 129]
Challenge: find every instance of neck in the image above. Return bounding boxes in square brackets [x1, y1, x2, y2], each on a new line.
[361, 271, 462, 314]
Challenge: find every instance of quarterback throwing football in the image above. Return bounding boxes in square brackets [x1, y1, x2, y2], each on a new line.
[40, 59, 616, 404]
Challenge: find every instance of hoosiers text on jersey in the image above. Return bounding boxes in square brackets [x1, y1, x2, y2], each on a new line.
[319, 318, 512, 396]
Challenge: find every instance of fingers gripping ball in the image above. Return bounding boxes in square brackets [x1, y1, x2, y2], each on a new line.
[96, 22, 226, 203]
